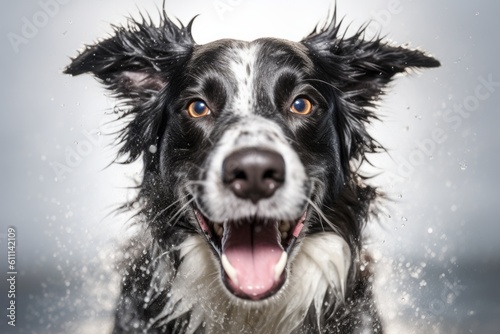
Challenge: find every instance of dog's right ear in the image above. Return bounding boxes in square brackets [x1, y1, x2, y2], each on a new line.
[64, 14, 195, 164]
[64, 14, 195, 99]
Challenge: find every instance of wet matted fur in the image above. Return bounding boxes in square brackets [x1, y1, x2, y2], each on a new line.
[65, 8, 439, 334]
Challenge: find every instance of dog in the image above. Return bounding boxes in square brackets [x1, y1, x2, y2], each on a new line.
[65, 8, 439, 334]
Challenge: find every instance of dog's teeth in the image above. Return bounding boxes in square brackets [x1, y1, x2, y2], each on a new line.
[281, 232, 288, 240]
[274, 251, 287, 281]
[279, 221, 290, 233]
[221, 254, 239, 285]
[213, 224, 224, 238]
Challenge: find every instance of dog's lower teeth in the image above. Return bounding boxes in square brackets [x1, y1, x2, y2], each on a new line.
[274, 251, 288, 281]
[279, 221, 290, 233]
[213, 224, 224, 237]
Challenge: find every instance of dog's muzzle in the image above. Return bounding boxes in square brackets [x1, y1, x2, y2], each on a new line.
[193, 119, 309, 301]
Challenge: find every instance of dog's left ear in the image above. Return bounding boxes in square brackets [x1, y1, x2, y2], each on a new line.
[302, 20, 440, 100]
[301, 17, 440, 163]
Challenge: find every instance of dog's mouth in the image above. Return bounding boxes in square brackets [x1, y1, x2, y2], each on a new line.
[194, 209, 306, 301]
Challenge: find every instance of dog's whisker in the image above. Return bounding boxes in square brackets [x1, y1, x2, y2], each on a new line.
[304, 197, 342, 235]
[185, 180, 209, 188]
[184, 161, 207, 174]
[147, 194, 190, 227]
[164, 197, 195, 227]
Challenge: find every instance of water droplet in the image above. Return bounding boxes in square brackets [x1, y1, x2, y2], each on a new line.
[401, 216, 408, 222]
[475, 12, 479, 16]
[427, 228, 433, 234]
[459, 162, 468, 171]
[148, 145, 157, 154]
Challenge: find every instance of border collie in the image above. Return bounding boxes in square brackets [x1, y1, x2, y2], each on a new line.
[65, 8, 439, 334]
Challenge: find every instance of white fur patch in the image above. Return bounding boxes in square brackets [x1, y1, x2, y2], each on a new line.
[153, 232, 351, 334]
[229, 44, 258, 116]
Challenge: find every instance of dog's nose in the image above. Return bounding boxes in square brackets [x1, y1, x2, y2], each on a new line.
[222, 148, 285, 204]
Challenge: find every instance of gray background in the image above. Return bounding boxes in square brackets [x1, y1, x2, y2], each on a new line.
[1, 0, 499, 333]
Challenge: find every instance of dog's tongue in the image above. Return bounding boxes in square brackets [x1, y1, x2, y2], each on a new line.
[222, 221, 284, 299]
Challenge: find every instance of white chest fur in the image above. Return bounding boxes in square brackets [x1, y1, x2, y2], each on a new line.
[152, 233, 351, 334]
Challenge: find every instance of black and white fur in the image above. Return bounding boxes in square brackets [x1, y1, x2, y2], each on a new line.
[65, 9, 439, 334]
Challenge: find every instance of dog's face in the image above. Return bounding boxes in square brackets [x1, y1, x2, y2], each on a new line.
[174, 38, 341, 299]
[65, 14, 439, 304]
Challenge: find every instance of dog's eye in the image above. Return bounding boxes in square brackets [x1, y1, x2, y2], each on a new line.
[290, 97, 313, 115]
[187, 100, 211, 118]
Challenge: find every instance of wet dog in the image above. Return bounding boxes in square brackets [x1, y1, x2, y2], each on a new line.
[65, 9, 439, 334]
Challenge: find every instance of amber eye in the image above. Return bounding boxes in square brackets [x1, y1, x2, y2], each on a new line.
[187, 100, 211, 118]
[290, 97, 313, 115]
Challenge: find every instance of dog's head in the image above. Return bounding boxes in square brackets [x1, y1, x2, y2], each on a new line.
[65, 12, 439, 303]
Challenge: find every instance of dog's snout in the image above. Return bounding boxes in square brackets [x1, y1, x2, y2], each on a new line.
[222, 148, 285, 204]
